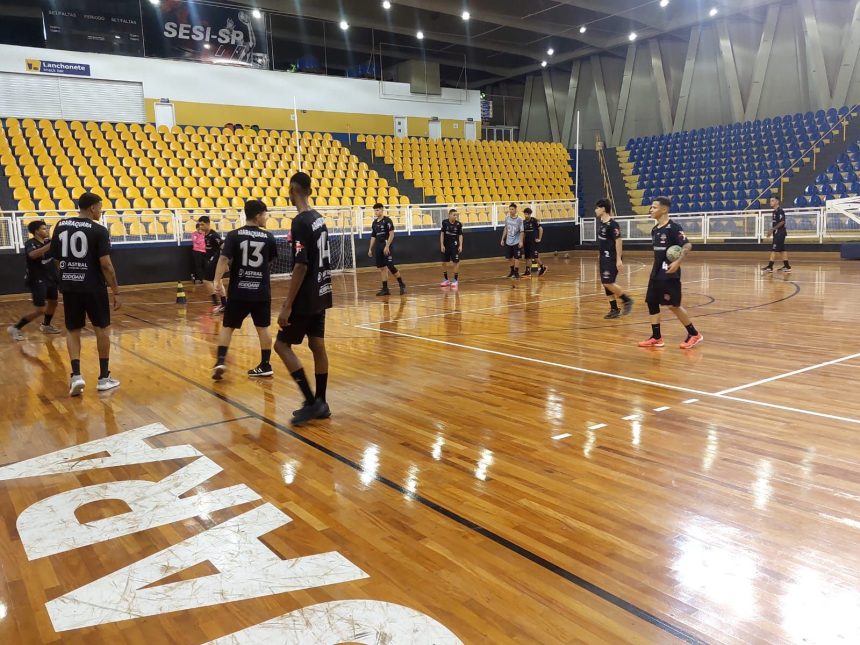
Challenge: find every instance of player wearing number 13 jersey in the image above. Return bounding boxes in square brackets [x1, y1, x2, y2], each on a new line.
[275, 172, 334, 426]
[211, 199, 278, 380]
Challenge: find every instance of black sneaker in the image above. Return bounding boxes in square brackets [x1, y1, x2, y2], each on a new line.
[523, 270, 532, 277]
[761, 266, 773, 273]
[399, 283, 407, 295]
[777, 266, 792, 273]
[376, 288, 391, 296]
[538, 265, 548, 276]
[622, 297, 634, 315]
[291, 399, 331, 426]
[212, 363, 226, 381]
[248, 363, 273, 377]
[604, 309, 621, 319]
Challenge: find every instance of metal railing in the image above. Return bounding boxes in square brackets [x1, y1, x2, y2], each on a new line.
[579, 204, 860, 244]
[0, 199, 579, 253]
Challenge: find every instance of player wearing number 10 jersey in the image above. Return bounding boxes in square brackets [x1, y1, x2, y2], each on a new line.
[275, 172, 334, 426]
[50, 192, 122, 396]
[211, 200, 278, 380]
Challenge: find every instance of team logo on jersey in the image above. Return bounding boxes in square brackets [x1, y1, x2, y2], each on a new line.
[59, 261, 66, 269]
[294, 241, 304, 252]
[659, 234, 667, 243]
[238, 268, 245, 277]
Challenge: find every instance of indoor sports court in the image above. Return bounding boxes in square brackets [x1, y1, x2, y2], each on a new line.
[2, 0, 860, 644]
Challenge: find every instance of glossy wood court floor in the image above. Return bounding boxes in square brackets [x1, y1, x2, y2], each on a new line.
[1, 252, 859, 644]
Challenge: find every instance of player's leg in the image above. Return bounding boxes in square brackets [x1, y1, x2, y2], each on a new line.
[665, 281, 702, 348]
[441, 256, 451, 286]
[8, 284, 47, 340]
[777, 240, 791, 272]
[537, 250, 548, 276]
[213, 301, 246, 379]
[61, 292, 86, 395]
[512, 248, 521, 279]
[387, 255, 406, 295]
[450, 259, 460, 288]
[247, 301, 273, 377]
[41, 285, 61, 333]
[274, 315, 317, 420]
[638, 281, 665, 347]
[763, 247, 777, 272]
[376, 264, 390, 296]
[88, 291, 119, 390]
[291, 315, 331, 425]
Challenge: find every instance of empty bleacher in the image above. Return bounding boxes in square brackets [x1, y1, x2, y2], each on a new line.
[619, 107, 856, 215]
[794, 142, 860, 206]
[0, 117, 406, 235]
[357, 135, 574, 205]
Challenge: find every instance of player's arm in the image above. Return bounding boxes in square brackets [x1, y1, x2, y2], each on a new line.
[518, 226, 524, 249]
[666, 241, 693, 274]
[537, 224, 543, 243]
[773, 216, 785, 232]
[385, 228, 394, 255]
[28, 243, 52, 260]
[99, 255, 121, 310]
[500, 223, 507, 246]
[279, 224, 308, 327]
[615, 236, 623, 268]
[368, 235, 376, 257]
[439, 230, 445, 252]
[458, 232, 464, 255]
[212, 234, 232, 294]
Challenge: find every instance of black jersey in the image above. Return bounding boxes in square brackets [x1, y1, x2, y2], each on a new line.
[597, 218, 621, 259]
[772, 207, 786, 232]
[523, 216, 541, 240]
[441, 219, 463, 248]
[204, 230, 223, 259]
[291, 209, 333, 314]
[371, 216, 395, 244]
[221, 226, 278, 302]
[650, 220, 687, 281]
[49, 217, 111, 293]
[24, 238, 57, 285]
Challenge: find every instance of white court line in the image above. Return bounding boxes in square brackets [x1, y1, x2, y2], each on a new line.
[715, 351, 860, 395]
[552, 433, 572, 440]
[653, 406, 671, 412]
[357, 325, 860, 426]
[588, 423, 607, 430]
[622, 414, 640, 421]
[682, 399, 699, 404]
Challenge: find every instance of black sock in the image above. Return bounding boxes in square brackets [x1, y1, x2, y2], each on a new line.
[216, 345, 228, 364]
[290, 368, 314, 403]
[651, 323, 661, 339]
[43, 313, 54, 325]
[211, 294, 218, 304]
[454, 273, 459, 280]
[261, 349, 271, 366]
[14, 317, 29, 330]
[397, 277, 404, 286]
[621, 294, 632, 303]
[783, 260, 790, 267]
[220, 296, 227, 306]
[444, 271, 448, 280]
[71, 359, 81, 376]
[99, 358, 109, 379]
[685, 323, 699, 337]
[382, 281, 388, 290]
[610, 300, 619, 311]
[315, 372, 328, 402]
[767, 261, 774, 268]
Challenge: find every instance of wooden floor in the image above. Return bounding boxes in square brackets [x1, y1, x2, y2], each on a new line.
[1, 251, 859, 644]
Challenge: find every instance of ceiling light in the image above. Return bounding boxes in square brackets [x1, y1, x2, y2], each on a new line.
[382, 1, 391, 9]
[339, 20, 349, 30]
[204, 43, 211, 49]
[417, 30, 424, 39]
[660, 0, 669, 7]
[462, 11, 470, 21]
[148, 0, 159, 5]
[628, 31, 637, 41]
[579, 26, 586, 34]
[709, 7, 718, 16]
[547, 48, 554, 56]
[251, 8, 262, 19]
[541, 60, 547, 68]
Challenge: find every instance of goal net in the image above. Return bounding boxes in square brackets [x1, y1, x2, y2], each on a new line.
[269, 207, 357, 277]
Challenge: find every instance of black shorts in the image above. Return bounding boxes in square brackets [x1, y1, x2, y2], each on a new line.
[204, 255, 219, 281]
[523, 239, 539, 260]
[192, 252, 207, 280]
[277, 311, 326, 345]
[504, 244, 522, 260]
[600, 258, 619, 285]
[645, 279, 682, 307]
[374, 247, 397, 271]
[29, 280, 58, 307]
[63, 289, 111, 330]
[223, 299, 271, 329]
[442, 247, 460, 263]
[772, 231, 787, 252]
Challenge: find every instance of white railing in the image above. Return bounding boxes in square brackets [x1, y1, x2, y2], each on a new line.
[579, 205, 860, 243]
[0, 199, 579, 252]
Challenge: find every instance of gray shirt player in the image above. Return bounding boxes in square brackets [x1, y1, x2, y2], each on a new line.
[505, 216, 523, 246]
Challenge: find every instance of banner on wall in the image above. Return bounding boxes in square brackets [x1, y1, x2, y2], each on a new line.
[26, 59, 92, 76]
[42, 0, 144, 56]
[142, 0, 270, 69]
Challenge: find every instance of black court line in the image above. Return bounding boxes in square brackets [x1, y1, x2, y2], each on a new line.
[118, 339, 708, 645]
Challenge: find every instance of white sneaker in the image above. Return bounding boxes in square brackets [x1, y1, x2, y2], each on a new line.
[212, 363, 226, 380]
[7, 325, 24, 341]
[96, 376, 120, 392]
[69, 374, 86, 397]
[39, 324, 62, 334]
